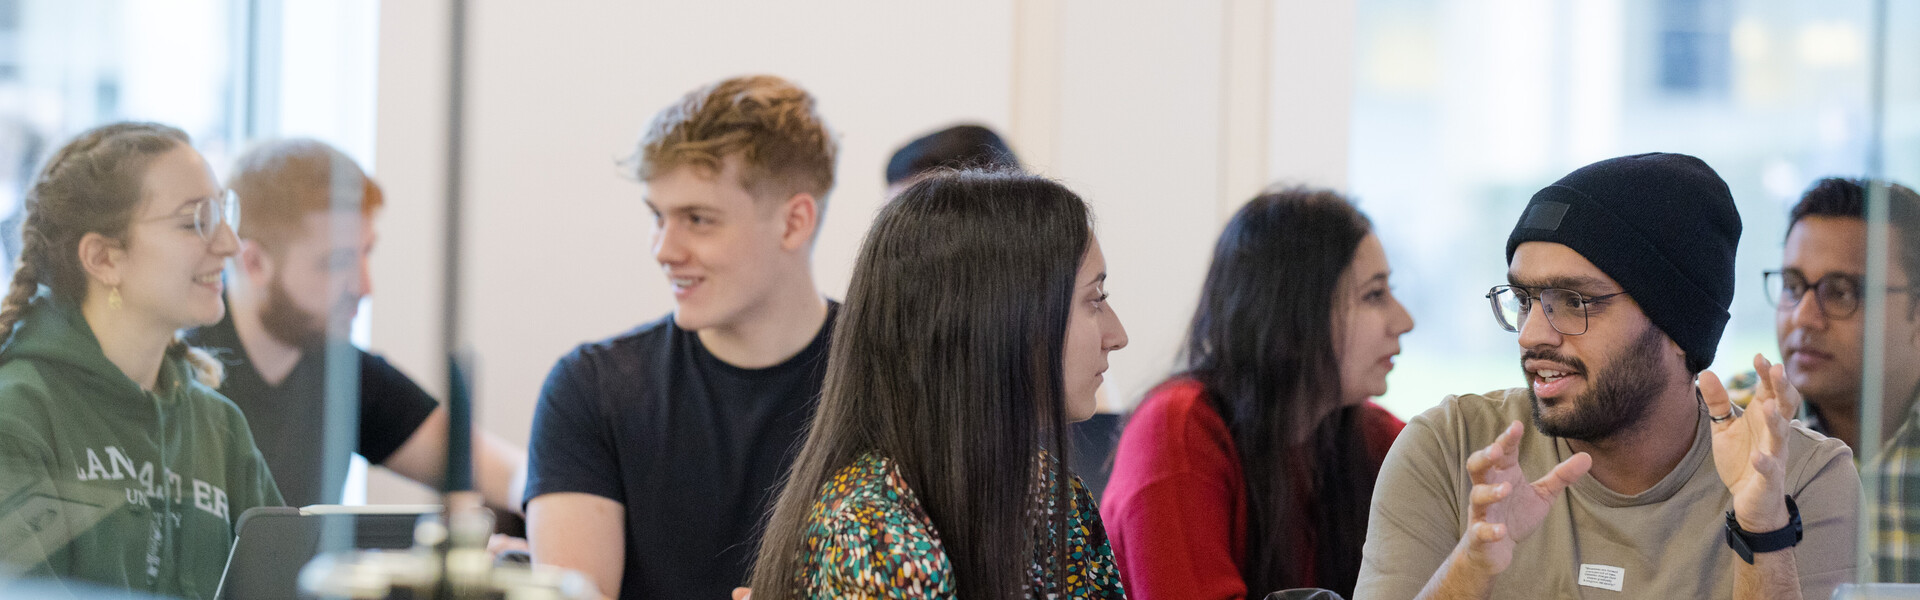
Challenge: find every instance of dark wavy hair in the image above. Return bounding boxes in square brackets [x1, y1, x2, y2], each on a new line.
[1181, 186, 1378, 596]
[748, 170, 1090, 599]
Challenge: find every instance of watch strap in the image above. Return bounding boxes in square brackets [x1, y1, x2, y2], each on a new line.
[1724, 495, 1803, 564]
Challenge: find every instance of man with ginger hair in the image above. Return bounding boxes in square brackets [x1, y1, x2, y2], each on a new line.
[524, 75, 839, 600]
[188, 138, 525, 510]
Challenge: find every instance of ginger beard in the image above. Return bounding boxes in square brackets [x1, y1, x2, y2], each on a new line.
[1526, 322, 1675, 442]
[259, 269, 356, 350]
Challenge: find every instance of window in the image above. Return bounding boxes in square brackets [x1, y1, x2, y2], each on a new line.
[1351, 0, 1886, 417]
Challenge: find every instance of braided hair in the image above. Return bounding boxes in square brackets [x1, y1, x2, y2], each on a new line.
[3, 122, 221, 387]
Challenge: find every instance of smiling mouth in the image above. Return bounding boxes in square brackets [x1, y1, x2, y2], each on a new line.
[194, 272, 221, 285]
[1525, 358, 1586, 398]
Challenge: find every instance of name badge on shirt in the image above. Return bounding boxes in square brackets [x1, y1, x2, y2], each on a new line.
[1578, 564, 1625, 592]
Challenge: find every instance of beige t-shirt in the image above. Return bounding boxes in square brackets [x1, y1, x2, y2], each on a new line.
[1355, 389, 1859, 600]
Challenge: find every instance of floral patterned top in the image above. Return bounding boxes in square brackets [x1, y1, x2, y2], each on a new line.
[789, 451, 1127, 599]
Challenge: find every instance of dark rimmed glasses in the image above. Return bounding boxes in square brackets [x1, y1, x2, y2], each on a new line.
[1764, 270, 1914, 320]
[1486, 285, 1625, 336]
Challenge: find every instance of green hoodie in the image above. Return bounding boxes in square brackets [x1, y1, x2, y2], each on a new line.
[0, 293, 282, 599]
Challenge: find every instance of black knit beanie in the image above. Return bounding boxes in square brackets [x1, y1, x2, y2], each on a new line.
[1505, 152, 1742, 374]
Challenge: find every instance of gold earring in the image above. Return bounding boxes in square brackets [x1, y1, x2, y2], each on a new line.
[108, 287, 122, 310]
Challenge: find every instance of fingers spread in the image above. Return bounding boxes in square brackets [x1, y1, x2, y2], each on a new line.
[1752, 353, 1778, 403]
[1467, 447, 1494, 482]
[1535, 451, 1592, 495]
[1471, 521, 1508, 544]
[1471, 482, 1512, 507]
[1699, 370, 1732, 427]
[1495, 421, 1523, 468]
[1769, 362, 1803, 422]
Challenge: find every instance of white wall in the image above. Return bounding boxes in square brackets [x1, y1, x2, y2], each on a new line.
[370, 0, 1354, 501]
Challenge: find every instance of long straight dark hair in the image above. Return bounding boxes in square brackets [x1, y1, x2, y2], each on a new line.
[1182, 186, 1377, 597]
[749, 170, 1089, 600]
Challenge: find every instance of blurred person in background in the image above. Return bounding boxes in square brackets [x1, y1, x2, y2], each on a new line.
[185, 138, 526, 511]
[1765, 177, 1920, 582]
[1103, 186, 1413, 599]
[883, 123, 1020, 199]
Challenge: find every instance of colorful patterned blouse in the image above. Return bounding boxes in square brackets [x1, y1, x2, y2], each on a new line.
[789, 451, 1127, 599]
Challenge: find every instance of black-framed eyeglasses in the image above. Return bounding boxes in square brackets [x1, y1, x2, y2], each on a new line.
[1764, 269, 1914, 319]
[1486, 285, 1626, 336]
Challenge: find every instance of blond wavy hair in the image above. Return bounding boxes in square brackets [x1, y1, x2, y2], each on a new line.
[629, 75, 837, 212]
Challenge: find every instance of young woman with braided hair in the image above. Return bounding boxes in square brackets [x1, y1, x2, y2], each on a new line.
[0, 122, 281, 598]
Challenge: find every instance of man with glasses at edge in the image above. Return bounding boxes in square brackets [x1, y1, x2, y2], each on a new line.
[1766, 177, 1920, 582]
[1354, 153, 1859, 600]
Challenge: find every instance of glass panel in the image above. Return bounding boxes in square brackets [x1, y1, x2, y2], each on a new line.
[1853, 0, 1920, 587]
[0, 0, 382, 595]
[1351, 0, 1882, 420]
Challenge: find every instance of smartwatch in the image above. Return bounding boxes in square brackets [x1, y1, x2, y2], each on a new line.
[1724, 496, 1802, 565]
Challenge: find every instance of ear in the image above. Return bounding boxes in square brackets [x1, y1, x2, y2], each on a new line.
[778, 192, 820, 251]
[238, 240, 274, 284]
[76, 232, 125, 289]
[1665, 336, 1690, 368]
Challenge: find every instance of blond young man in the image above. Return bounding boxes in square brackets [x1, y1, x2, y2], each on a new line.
[188, 139, 525, 511]
[524, 75, 838, 600]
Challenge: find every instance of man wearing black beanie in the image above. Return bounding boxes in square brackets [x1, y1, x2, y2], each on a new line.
[1356, 153, 1860, 600]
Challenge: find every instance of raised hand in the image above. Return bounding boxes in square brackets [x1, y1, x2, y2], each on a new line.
[1460, 421, 1593, 574]
[1700, 354, 1800, 532]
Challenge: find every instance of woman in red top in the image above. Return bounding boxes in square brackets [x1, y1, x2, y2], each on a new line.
[1103, 186, 1415, 600]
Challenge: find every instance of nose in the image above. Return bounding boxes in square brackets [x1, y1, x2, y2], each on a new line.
[209, 222, 240, 257]
[1788, 289, 1827, 330]
[1390, 292, 1415, 336]
[652, 220, 687, 266]
[1104, 302, 1129, 352]
[1515, 299, 1562, 349]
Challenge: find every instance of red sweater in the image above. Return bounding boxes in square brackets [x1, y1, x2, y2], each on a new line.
[1100, 378, 1404, 600]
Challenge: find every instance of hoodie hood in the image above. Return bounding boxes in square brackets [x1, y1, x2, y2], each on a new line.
[1, 290, 190, 399]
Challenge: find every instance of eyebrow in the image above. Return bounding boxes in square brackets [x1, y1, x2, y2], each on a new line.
[1084, 272, 1107, 287]
[1506, 274, 1618, 293]
[643, 199, 716, 215]
[169, 194, 212, 215]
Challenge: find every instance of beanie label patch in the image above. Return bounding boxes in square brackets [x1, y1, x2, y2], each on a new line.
[1521, 201, 1570, 231]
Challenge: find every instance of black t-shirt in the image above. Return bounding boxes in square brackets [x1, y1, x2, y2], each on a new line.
[524, 304, 836, 600]
[186, 310, 440, 507]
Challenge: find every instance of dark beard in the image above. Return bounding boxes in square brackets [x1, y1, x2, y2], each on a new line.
[259, 273, 329, 349]
[1526, 324, 1671, 442]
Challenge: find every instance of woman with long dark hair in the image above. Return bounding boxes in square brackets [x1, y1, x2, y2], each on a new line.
[1102, 186, 1414, 599]
[745, 170, 1129, 599]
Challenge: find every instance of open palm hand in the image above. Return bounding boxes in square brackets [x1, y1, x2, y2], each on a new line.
[1460, 421, 1592, 573]
[1700, 354, 1799, 531]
